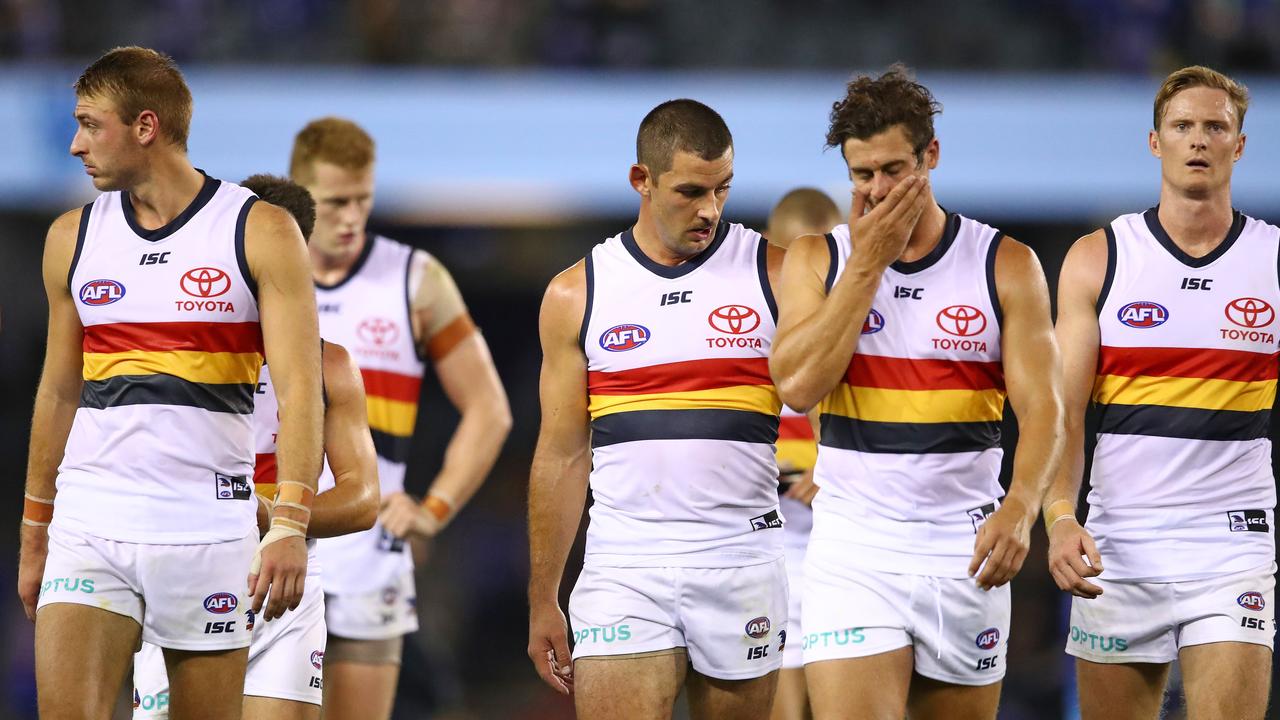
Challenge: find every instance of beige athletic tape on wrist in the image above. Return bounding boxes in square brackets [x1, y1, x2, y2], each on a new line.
[249, 524, 308, 575]
[23, 494, 54, 527]
[1044, 499, 1075, 528]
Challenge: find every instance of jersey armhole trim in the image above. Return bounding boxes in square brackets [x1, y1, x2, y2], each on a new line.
[579, 253, 595, 352]
[1096, 225, 1117, 315]
[66, 202, 93, 290]
[407, 249, 428, 363]
[823, 233, 838, 294]
[985, 231, 1005, 329]
[757, 236, 778, 322]
[234, 197, 259, 301]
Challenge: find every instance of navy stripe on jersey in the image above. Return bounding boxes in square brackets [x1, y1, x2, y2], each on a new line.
[985, 232, 1005, 328]
[824, 233, 838, 293]
[579, 253, 595, 351]
[81, 374, 255, 414]
[1096, 224, 1118, 314]
[591, 409, 779, 448]
[1144, 206, 1244, 269]
[891, 212, 959, 274]
[370, 428, 413, 464]
[67, 202, 93, 289]
[620, 222, 730, 280]
[1097, 403, 1269, 442]
[234, 197, 258, 300]
[123, 173, 221, 243]
[756, 236, 778, 322]
[820, 415, 1002, 454]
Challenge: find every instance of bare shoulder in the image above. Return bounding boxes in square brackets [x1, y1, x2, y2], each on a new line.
[994, 235, 1046, 279]
[321, 341, 364, 399]
[44, 207, 85, 288]
[1059, 228, 1109, 298]
[543, 258, 587, 311]
[244, 199, 304, 244]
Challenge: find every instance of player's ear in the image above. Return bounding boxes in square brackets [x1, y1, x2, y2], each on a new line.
[629, 164, 652, 197]
[1148, 129, 1161, 158]
[135, 109, 160, 147]
[1234, 132, 1246, 162]
[923, 137, 940, 170]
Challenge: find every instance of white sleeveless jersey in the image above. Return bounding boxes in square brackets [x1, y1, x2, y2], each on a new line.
[1089, 208, 1279, 581]
[57, 175, 262, 543]
[812, 214, 1007, 578]
[314, 235, 424, 594]
[778, 406, 815, 547]
[252, 362, 320, 576]
[582, 222, 782, 567]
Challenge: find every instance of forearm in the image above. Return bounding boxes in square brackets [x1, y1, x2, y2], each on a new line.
[773, 266, 880, 410]
[527, 451, 589, 605]
[308, 477, 377, 538]
[25, 388, 80, 500]
[1042, 414, 1087, 520]
[1004, 396, 1064, 513]
[275, 390, 324, 496]
[426, 397, 512, 510]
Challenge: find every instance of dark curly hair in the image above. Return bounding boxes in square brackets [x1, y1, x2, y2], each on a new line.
[241, 173, 316, 242]
[826, 64, 942, 162]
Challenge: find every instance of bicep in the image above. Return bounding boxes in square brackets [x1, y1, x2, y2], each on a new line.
[1054, 241, 1107, 416]
[247, 205, 321, 389]
[996, 243, 1060, 415]
[535, 276, 590, 453]
[433, 332, 506, 412]
[40, 211, 85, 392]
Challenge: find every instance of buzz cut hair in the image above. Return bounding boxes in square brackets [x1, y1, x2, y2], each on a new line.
[74, 46, 193, 150]
[1153, 65, 1249, 132]
[636, 99, 733, 178]
[289, 117, 376, 185]
[241, 174, 316, 242]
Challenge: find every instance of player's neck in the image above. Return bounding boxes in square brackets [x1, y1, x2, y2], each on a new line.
[632, 214, 699, 266]
[310, 234, 367, 285]
[897, 201, 947, 264]
[1156, 187, 1235, 256]
[125, 157, 205, 231]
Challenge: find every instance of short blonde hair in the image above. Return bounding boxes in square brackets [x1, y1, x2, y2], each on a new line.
[1153, 65, 1249, 131]
[74, 46, 192, 150]
[289, 117, 375, 184]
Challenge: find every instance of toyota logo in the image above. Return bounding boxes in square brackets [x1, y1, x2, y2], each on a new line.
[358, 317, 400, 347]
[180, 267, 231, 298]
[1225, 297, 1275, 329]
[708, 305, 761, 335]
[936, 305, 987, 337]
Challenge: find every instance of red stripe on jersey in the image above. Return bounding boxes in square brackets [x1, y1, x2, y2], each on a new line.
[1099, 346, 1278, 383]
[588, 357, 773, 395]
[360, 367, 423, 403]
[778, 415, 814, 440]
[254, 453, 278, 486]
[846, 355, 1005, 391]
[83, 321, 264, 354]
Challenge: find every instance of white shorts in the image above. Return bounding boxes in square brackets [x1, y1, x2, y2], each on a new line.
[1067, 563, 1277, 664]
[568, 558, 788, 681]
[324, 568, 418, 641]
[802, 539, 1009, 686]
[132, 570, 328, 717]
[780, 498, 812, 670]
[38, 523, 257, 651]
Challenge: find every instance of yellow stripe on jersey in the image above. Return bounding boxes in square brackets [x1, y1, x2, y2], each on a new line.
[366, 395, 418, 438]
[776, 439, 818, 472]
[822, 384, 1006, 424]
[1093, 374, 1276, 413]
[82, 350, 262, 385]
[588, 384, 781, 419]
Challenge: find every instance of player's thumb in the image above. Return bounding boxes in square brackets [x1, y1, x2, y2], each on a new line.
[1082, 533, 1104, 574]
[553, 634, 573, 675]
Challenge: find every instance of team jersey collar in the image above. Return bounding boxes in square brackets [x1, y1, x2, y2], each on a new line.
[314, 231, 377, 291]
[621, 221, 730, 279]
[122, 169, 221, 243]
[1143, 205, 1244, 269]
[889, 211, 960, 275]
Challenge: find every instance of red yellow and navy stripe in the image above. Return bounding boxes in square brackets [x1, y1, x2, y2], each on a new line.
[362, 367, 422, 463]
[777, 414, 817, 472]
[1093, 345, 1276, 441]
[820, 354, 1006, 454]
[587, 357, 780, 447]
[80, 321, 263, 414]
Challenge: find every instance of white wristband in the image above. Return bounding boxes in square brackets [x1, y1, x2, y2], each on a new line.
[249, 525, 305, 575]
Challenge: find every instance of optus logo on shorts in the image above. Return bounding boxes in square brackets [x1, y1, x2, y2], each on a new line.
[1238, 591, 1266, 611]
[204, 592, 238, 614]
[745, 616, 771, 639]
[573, 625, 632, 644]
[975, 627, 1000, 650]
[599, 324, 650, 352]
[1117, 301, 1168, 328]
[80, 279, 125, 306]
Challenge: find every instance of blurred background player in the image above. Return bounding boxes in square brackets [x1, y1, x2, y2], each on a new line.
[132, 174, 380, 720]
[287, 118, 512, 720]
[18, 47, 322, 720]
[1047, 66, 1276, 720]
[770, 66, 1064, 719]
[764, 188, 841, 720]
[527, 99, 787, 720]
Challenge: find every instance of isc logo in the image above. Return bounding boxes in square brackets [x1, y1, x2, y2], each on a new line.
[1118, 301, 1168, 328]
[975, 656, 999, 671]
[745, 616, 771, 639]
[79, 279, 126, 306]
[204, 592, 238, 614]
[975, 628, 1000, 650]
[1238, 591, 1266, 612]
[599, 324, 650, 352]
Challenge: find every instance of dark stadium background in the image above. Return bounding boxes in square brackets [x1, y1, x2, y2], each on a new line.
[4, 2, 1280, 718]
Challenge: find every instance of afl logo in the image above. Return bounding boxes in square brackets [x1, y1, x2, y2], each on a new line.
[1225, 297, 1275, 329]
[1238, 591, 1266, 611]
[79, 279, 125, 306]
[745, 616, 771, 639]
[203, 592, 238, 614]
[1118, 301, 1168, 328]
[975, 627, 1000, 650]
[862, 308, 885, 335]
[310, 650, 325, 669]
[180, 267, 231, 298]
[358, 317, 400, 347]
[936, 305, 987, 337]
[708, 304, 761, 335]
[600, 324, 650, 352]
